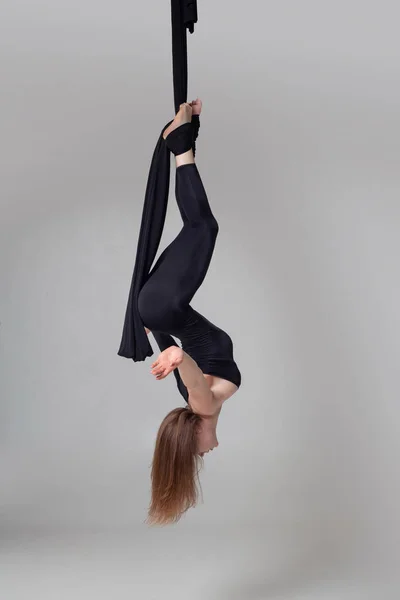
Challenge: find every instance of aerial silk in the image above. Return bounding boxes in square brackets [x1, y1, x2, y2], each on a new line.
[117, 0, 198, 398]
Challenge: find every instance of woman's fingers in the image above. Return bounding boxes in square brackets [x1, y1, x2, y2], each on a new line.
[156, 368, 168, 380]
[151, 362, 170, 375]
[153, 364, 174, 379]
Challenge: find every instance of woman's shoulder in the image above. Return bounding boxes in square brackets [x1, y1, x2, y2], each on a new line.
[207, 375, 238, 404]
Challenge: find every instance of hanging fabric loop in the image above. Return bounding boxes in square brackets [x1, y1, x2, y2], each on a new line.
[117, 1, 199, 362]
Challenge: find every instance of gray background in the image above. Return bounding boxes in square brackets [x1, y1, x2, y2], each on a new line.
[1, 1, 399, 598]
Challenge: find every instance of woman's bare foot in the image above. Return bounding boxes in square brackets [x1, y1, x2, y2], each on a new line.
[162, 102, 193, 139]
[190, 98, 202, 115]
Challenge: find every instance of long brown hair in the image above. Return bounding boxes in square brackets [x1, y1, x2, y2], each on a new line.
[146, 406, 204, 526]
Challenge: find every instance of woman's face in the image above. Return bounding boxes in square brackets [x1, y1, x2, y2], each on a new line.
[197, 419, 219, 456]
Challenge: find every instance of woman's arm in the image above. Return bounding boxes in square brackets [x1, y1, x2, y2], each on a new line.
[178, 352, 217, 415]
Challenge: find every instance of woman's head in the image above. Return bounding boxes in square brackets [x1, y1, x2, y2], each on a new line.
[147, 405, 204, 526]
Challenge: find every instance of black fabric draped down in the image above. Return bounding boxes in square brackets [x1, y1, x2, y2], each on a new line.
[117, 0, 199, 400]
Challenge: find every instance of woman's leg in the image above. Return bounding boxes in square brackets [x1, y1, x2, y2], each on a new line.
[138, 150, 218, 333]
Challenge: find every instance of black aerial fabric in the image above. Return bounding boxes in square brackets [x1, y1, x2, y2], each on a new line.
[117, 0, 198, 363]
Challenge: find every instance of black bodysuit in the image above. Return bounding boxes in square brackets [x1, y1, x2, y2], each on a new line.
[137, 160, 241, 401]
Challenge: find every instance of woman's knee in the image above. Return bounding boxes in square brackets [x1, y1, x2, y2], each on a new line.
[191, 215, 219, 241]
[208, 215, 219, 236]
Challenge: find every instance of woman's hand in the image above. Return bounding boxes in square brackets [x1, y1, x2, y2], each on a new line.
[190, 98, 202, 115]
[151, 346, 184, 380]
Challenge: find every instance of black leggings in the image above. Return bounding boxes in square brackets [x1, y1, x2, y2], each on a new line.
[138, 163, 219, 334]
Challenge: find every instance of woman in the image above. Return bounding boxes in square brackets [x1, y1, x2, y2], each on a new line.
[138, 99, 241, 525]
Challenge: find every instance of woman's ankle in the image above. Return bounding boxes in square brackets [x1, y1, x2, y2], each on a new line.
[176, 149, 195, 167]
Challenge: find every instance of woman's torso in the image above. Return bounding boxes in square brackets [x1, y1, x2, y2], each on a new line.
[178, 309, 242, 390]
